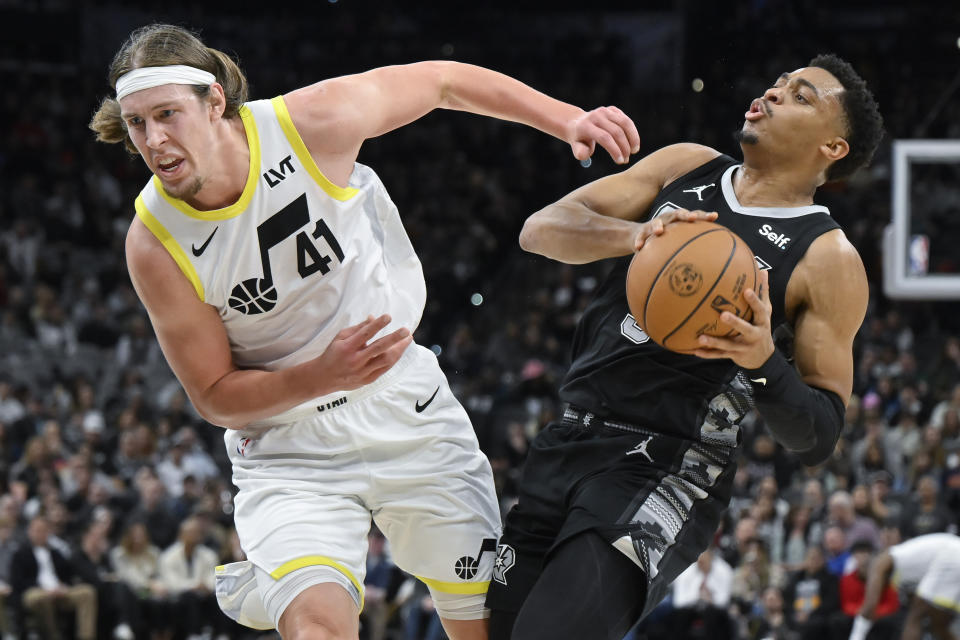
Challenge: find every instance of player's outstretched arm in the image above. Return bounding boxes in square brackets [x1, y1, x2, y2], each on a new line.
[126, 220, 411, 429]
[849, 551, 894, 640]
[518, 143, 719, 264]
[282, 61, 640, 182]
[696, 230, 868, 465]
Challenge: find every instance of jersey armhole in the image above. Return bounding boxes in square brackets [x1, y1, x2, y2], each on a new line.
[269, 96, 360, 202]
[134, 196, 206, 302]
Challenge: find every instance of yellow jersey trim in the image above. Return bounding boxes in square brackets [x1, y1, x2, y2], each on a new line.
[135, 196, 205, 301]
[928, 595, 960, 613]
[268, 555, 365, 609]
[152, 105, 260, 220]
[416, 576, 490, 595]
[270, 95, 359, 202]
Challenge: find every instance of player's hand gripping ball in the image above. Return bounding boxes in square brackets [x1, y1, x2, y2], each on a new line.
[627, 219, 759, 353]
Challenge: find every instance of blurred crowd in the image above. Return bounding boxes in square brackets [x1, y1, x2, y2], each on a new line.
[0, 1, 959, 639]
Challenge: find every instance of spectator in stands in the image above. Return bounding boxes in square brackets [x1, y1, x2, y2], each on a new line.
[10, 437, 51, 497]
[822, 526, 851, 576]
[0, 381, 26, 427]
[782, 545, 839, 640]
[9, 514, 97, 640]
[743, 433, 793, 492]
[801, 479, 828, 543]
[400, 579, 444, 640]
[747, 586, 791, 640]
[127, 475, 180, 549]
[156, 428, 218, 499]
[361, 528, 396, 640]
[43, 498, 77, 558]
[866, 472, 897, 525]
[837, 541, 899, 640]
[751, 493, 786, 565]
[158, 516, 219, 640]
[927, 349, 960, 408]
[941, 407, 960, 447]
[0, 516, 15, 637]
[72, 520, 137, 639]
[827, 491, 881, 551]
[722, 515, 758, 568]
[732, 538, 785, 613]
[900, 474, 954, 537]
[884, 412, 922, 486]
[782, 505, 813, 571]
[851, 484, 882, 525]
[670, 548, 733, 640]
[110, 519, 172, 638]
[112, 430, 150, 486]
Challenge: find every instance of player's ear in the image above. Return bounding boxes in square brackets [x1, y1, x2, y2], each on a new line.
[208, 83, 227, 120]
[820, 136, 849, 163]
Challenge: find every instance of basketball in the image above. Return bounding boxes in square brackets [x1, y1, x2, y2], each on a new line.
[626, 220, 759, 353]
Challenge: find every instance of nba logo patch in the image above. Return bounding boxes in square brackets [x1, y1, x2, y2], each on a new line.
[237, 437, 253, 457]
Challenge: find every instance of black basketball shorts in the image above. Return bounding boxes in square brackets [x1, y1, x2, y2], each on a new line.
[486, 405, 737, 621]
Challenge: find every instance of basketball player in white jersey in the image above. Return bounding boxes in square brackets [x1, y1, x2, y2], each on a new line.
[89, 23, 640, 640]
[852, 532, 960, 640]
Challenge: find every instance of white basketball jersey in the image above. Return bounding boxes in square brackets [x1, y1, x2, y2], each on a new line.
[135, 97, 426, 421]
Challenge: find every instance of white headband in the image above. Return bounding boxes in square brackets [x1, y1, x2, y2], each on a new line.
[115, 65, 216, 101]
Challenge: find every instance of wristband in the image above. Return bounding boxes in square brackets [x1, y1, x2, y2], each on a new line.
[849, 614, 873, 640]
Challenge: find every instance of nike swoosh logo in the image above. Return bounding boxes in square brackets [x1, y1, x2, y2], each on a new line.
[415, 386, 440, 413]
[191, 226, 219, 257]
[750, 377, 767, 386]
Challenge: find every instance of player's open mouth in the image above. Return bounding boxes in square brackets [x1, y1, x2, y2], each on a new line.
[157, 157, 184, 176]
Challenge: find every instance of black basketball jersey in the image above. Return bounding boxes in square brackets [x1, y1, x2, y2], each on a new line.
[559, 154, 840, 441]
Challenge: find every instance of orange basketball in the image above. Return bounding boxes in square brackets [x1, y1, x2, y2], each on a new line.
[626, 220, 758, 353]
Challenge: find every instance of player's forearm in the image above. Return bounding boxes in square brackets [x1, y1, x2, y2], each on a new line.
[858, 553, 894, 621]
[519, 203, 640, 264]
[747, 349, 844, 465]
[191, 361, 331, 429]
[438, 62, 584, 142]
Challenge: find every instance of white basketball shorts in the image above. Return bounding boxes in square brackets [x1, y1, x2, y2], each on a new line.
[916, 547, 960, 612]
[223, 344, 501, 625]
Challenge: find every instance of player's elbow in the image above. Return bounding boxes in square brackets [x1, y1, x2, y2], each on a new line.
[189, 392, 246, 430]
[518, 215, 547, 253]
[428, 60, 461, 109]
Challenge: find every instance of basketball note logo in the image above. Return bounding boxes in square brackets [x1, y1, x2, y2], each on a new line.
[668, 263, 703, 297]
[454, 538, 497, 580]
[229, 278, 279, 315]
[229, 194, 345, 316]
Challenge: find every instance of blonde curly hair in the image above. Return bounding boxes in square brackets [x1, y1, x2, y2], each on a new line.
[89, 23, 249, 153]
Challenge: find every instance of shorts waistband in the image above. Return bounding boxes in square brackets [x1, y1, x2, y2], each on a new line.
[245, 343, 424, 429]
[562, 405, 737, 452]
[561, 404, 661, 438]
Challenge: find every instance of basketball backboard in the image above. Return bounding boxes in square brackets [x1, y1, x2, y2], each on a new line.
[884, 140, 960, 299]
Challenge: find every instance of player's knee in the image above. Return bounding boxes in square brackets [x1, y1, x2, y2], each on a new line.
[279, 607, 358, 640]
[277, 582, 360, 640]
[280, 614, 354, 640]
[429, 589, 488, 621]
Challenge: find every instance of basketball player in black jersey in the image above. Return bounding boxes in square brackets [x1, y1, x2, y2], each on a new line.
[485, 54, 883, 640]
